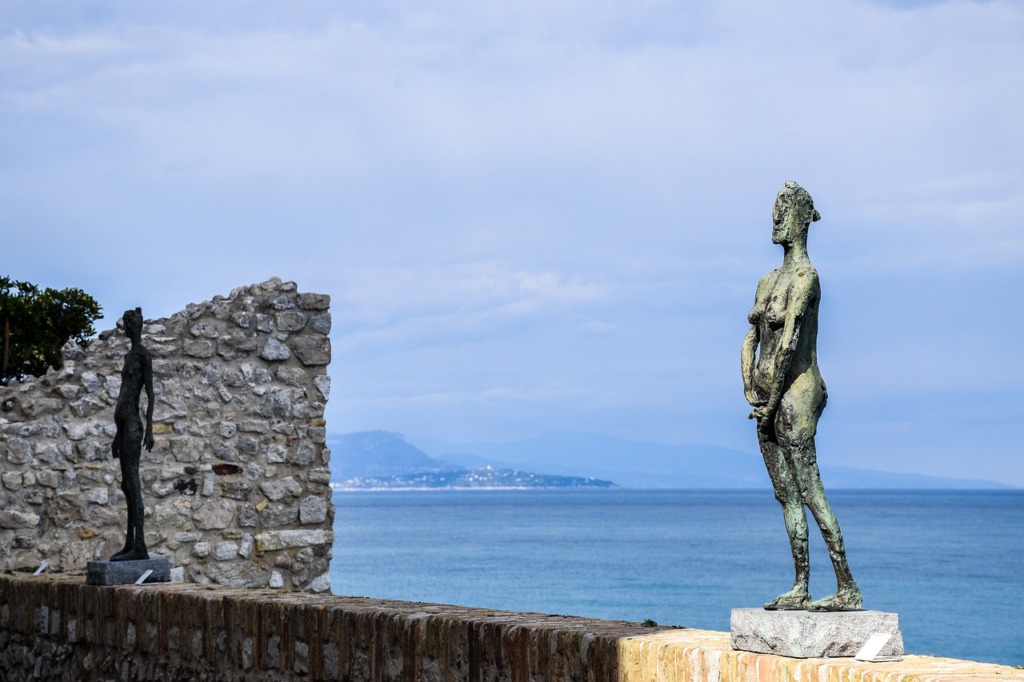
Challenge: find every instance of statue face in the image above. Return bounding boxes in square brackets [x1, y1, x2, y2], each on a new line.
[771, 191, 809, 246]
[122, 310, 143, 339]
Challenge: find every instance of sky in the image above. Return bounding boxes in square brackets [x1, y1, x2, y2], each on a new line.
[2, 0, 1022, 485]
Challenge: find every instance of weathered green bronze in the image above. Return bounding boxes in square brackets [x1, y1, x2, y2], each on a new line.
[741, 182, 862, 611]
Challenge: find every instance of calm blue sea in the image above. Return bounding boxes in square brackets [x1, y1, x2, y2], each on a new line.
[330, 489, 1024, 667]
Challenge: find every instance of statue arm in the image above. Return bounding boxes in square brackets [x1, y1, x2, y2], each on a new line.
[743, 273, 771, 412]
[754, 272, 815, 423]
[143, 351, 155, 452]
[763, 317, 800, 419]
[741, 325, 761, 407]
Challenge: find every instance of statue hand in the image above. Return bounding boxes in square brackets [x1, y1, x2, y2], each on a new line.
[144, 431, 154, 452]
[749, 404, 774, 424]
[753, 407, 779, 441]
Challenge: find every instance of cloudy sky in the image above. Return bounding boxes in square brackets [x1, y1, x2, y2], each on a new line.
[3, 1, 1022, 485]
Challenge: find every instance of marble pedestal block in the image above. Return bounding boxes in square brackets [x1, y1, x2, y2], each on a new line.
[731, 608, 904, 659]
[86, 558, 171, 586]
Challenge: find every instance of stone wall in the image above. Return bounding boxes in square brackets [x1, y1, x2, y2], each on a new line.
[1, 575, 1019, 682]
[0, 278, 334, 592]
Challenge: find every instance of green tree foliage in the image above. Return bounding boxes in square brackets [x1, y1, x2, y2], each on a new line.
[0, 277, 102, 384]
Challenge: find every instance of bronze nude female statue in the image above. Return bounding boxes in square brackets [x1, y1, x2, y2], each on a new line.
[110, 307, 155, 561]
[741, 181, 862, 611]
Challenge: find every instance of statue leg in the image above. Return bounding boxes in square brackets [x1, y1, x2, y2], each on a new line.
[125, 451, 148, 560]
[111, 419, 149, 561]
[109, 429, 135, 560]
[779, 382, 862, 612]
[797, 452, 862, 611]
[759, 431, 810, 610]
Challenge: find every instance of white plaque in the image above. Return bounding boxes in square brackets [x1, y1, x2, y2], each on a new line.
[856, 632, 891, 661]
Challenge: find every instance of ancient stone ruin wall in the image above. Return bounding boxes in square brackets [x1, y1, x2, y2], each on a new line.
[0, 278, 333, 592]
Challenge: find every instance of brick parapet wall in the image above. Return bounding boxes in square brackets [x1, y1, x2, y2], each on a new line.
[0, 278, 333, 592]
[1, 575, 1019, 682]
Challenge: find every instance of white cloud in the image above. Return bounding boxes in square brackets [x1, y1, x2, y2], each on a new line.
[331, 263, 610, 352]
[2, 0, 1023, 483]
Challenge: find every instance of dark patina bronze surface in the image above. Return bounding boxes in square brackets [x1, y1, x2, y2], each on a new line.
[110, 307, 155, 561]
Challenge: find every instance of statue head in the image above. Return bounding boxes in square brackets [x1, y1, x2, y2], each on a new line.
[772, 180, 821, 245]
[122, 307, 143, 342]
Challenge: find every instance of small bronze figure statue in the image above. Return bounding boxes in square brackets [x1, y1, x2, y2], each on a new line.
[741, 182, 862, 611]
[110, 307, 155, 561]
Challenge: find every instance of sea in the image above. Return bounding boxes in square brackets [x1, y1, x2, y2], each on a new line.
[330, 489, 1024, 667]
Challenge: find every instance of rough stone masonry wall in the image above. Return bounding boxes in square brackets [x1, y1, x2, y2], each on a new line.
[1, 575, 1019, 682]
[0, 278, 334, 592]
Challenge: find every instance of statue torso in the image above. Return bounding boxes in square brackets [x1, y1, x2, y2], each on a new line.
[748, 266, 821, 400]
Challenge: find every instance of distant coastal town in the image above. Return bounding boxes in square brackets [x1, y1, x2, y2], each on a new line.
[331, 465, 616, 491]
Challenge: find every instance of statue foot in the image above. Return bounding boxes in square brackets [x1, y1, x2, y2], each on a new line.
[109, 545, 133, 561]
[110, 545, 149, 562]
[807, 586, 862, 611]
[764, 586, 810, 610]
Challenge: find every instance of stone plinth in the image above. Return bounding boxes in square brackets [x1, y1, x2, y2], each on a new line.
[731, 608, 904, 659]
[86, 557, 171, 586]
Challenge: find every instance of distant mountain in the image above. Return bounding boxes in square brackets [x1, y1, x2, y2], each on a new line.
[424, 431, 767, 488]
[410, 431, 1017, 490]
[327, 431, 616, 489]
[329, 431, 457, 478]
[814, 466, 1012, 490]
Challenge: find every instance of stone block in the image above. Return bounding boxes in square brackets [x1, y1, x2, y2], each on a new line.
[260, 337, 291, 361]
[298, 292, 330, 310]
[214, 541, 239, 560]
[183, 339, 215, 358]
[307, 571, 331, 593]
[86, 558, 172, 586]
[308, 312, 331, 334]
[259, 476, 302, 502]
[270, 294, 296, 310]
[299, 496, 328, 525]
[276, 311, 308, 332]
[730, 608, 904, 658]
[193, 499, 236, 530]
[289, 336, 330, 366]
[255, 529, 333, 552]
[0, 509, 40, 528]
[83, 487, 109, 505]
[239, 534, 254, 558]
[256, 313, 275, 332]
[313, 374, 331, 400]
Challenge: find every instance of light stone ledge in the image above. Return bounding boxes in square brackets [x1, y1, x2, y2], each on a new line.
[618, 628, 1022, 681]
[254, 528, 333, 551]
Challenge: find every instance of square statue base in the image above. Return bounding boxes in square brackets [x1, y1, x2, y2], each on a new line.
[86, 557, 171, 586]
[731, 608, 904, 659]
